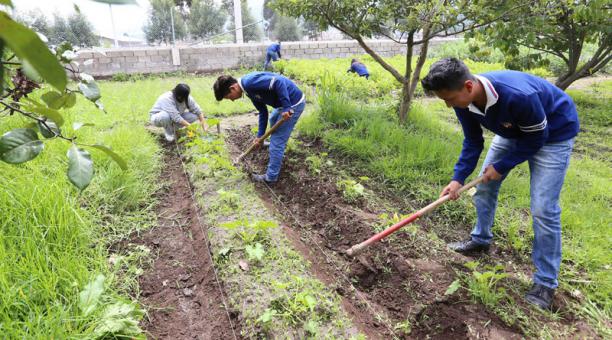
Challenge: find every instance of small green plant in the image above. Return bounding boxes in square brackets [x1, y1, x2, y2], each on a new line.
[463, 261, 509, 307]
[217, 189, 240, 208]
[305, 152, 333, 175]
[245, 243, 266, 262]
[394, 319, 412, 336]
[336, 179, 365, 202]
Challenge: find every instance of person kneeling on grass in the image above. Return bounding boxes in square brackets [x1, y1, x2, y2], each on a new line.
[213, 72, 305, 184]
[149, 83, 208, 142]
[421, 58, 579, 310]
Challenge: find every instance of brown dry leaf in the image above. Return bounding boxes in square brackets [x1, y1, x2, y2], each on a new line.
[238, 260, 249, 271]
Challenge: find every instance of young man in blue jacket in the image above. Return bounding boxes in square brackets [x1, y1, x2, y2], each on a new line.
[421, 58, 579, 310]
[264, 42, 282, 70]
[214, 72, 305, 184]
[347, 58, 370, 79]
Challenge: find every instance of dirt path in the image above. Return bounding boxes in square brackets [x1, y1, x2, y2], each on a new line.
[133, 139, 239, 339]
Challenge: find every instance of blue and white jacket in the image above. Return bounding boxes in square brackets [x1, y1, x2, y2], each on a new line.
[452, 71, 579, 183]
[348, 62, 369, 77]
[267, 43, 281, 57]
[239, 72, 304, 137]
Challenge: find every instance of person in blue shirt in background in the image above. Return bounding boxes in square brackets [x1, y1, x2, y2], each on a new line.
[264, 42, 282, 70]
[214, 72, 305, 184]
[421, 58, 579, 310]
[347, 58, 369, 79]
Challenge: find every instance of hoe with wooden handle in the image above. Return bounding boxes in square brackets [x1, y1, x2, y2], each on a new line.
[233, 116, 288, 164]
[346, 176, 485, 257]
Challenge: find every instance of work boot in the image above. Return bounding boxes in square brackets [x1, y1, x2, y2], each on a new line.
[448, 238, 490, 255]
[251, 173, 276, 185]
[525, 283, 555, 310]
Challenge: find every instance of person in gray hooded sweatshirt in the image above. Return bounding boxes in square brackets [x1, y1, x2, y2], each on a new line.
[149, 83, 208, 142]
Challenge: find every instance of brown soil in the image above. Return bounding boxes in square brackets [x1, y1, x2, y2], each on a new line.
[227, 127, 522, 339]
[132, 139, 240, 339]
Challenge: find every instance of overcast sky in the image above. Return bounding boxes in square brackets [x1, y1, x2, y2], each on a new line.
[13, 0, 264, 40]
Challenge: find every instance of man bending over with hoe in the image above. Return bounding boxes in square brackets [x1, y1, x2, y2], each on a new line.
[421, 58, 579, 310]
[149, 83, 208, 142]
[214, 72, 305, 184]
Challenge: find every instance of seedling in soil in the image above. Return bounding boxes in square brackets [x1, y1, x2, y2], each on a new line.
[463, 261, 510, 308]
[216, 189, 240, 209]
[336, 179, 365, 202]
[245, 243, 266, 262]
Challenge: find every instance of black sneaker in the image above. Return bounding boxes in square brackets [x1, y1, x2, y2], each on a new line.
[525, 283, 555, 310]
[448, 238, 490, 254]
[251, 173, 276, 184]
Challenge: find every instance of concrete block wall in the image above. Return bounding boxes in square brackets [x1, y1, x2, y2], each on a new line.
[74, 39, 451, 77]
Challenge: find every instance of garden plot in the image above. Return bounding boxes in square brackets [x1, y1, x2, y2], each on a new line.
[224, 121, 603, 338]
[123, 138, 238, 339]
[178, 126, 362, 339]
[226, 127, 524, 339]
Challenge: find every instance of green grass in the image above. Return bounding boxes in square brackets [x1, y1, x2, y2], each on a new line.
[297, 73, 612, 334]
[98, 75, 254, 117]
[276, 54, 550, 102]
[0, 84, 161, 337]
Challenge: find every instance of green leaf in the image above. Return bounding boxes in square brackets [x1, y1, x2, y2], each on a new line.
[93, 302, 144, 338]
[0, 128, 44, 164]
[38, 120, 61, 138]
[0, 12, 67, 91]
[67, 145, 93, 190]
[0, 1, 13, 7]
[78, 81, 101, 102]
[206, 118, 221, 126]
[73, 122, 95, 131]
[88, 144, 127, 170]
[20, 59, 43, 82]
[79, 274, 105, 316]
[64, 92, 77, 108]
[23, 102, 65, 127]
[444, 279, 461, 296]
[41, 91, 70, 109]
[245, 243, 265, 261]
[257, 309, 275, 324]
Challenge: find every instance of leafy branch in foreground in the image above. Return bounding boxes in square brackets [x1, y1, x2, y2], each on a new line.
[0, 2, 126, 190]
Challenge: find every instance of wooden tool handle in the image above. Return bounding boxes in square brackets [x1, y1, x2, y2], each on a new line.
[237, 117, 287, 161]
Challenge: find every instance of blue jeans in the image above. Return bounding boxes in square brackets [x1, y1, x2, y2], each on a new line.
[265, 102, 305, 181]
[470, 135, 574, 289]
[264, 51, 279, 70]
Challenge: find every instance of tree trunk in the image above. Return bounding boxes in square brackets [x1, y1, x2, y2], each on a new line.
[399, 33, 415, 124]
[398, 80, 411, 124]
[408, 25, 431, 99]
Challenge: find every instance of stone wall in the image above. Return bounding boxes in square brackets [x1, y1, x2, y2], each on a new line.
[74, 39, 455, 77]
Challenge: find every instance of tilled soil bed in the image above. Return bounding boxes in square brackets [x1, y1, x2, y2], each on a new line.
[227, 127, 523, 339]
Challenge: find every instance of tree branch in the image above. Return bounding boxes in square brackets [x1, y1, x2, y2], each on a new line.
[0, 100, 76, 142]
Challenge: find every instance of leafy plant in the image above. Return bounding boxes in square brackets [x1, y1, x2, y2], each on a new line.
[245, 242, 265, 262]
[336, 179, 365, 203]
[463, 261, 509, 307]
[0, 6, 126, 190]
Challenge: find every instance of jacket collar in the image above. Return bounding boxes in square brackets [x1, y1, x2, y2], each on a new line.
[468, 75, 499, 115]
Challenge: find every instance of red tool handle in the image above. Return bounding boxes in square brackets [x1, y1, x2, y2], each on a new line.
[346, 176, 484, 256]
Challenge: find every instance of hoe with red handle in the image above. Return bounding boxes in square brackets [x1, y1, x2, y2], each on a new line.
[346, 176, 484, 257]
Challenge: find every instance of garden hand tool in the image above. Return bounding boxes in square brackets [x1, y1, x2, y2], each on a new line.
[233, 115, 288, 165]
[346, 176, 484, 256]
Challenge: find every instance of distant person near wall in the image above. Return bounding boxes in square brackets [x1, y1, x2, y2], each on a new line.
[264, 42, 282, 70]
[347, 58, 370, 79]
